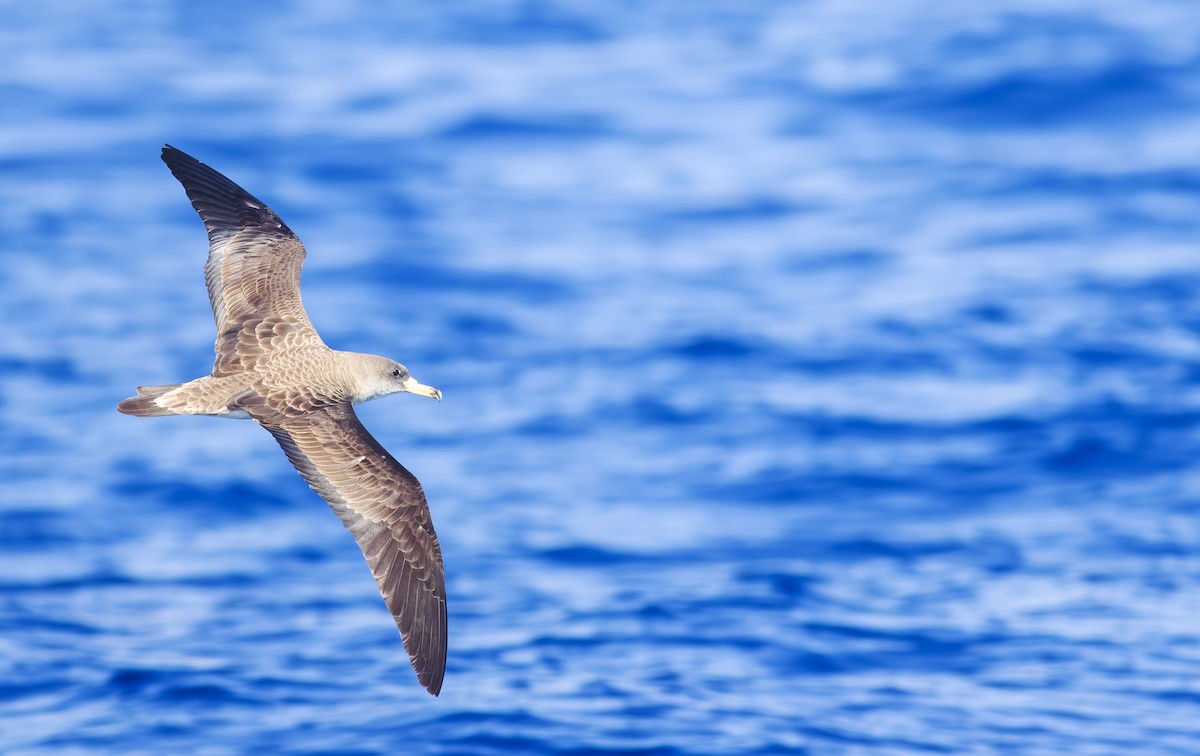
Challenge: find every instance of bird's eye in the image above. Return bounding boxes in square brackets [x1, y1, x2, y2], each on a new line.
[392, 369, 401, 378]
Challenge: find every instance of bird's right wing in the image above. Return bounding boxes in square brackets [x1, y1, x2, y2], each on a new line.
[249, 400, 448, 696]
[160, 145, 322, 376]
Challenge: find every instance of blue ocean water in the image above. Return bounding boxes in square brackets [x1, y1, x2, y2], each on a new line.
[4, 1, 1200, 752]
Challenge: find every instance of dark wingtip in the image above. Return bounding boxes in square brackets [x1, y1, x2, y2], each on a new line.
[424, 663, 445, 696]
[160, 145, 220, 188]
[418, 602, 448, 696]
[161, 145, 187, 172]
[159, 145, 293, 239]
[414, 649, 445, 696]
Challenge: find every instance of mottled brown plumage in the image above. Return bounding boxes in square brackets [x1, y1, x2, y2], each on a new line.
[118, 146, 448, 695]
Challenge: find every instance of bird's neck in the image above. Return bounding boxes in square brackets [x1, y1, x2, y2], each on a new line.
[335, 350, 390, 405]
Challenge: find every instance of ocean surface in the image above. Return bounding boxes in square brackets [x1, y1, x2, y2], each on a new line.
[4, 2, 1200, 753]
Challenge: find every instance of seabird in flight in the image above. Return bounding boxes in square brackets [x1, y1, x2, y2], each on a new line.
[119, 146, 448, 695]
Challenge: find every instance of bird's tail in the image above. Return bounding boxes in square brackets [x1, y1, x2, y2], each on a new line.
[117, 384, 184, 417]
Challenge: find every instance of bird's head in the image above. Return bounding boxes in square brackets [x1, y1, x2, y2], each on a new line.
[355, 355, 442, 404]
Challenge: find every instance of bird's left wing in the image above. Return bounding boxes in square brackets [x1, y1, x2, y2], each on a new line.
[160, 145, 322, 377]
[249, 401, 448, 696]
